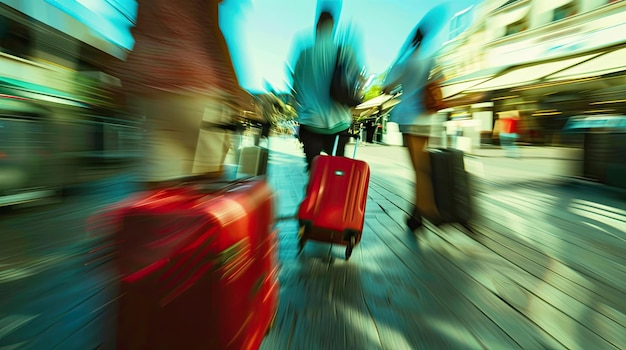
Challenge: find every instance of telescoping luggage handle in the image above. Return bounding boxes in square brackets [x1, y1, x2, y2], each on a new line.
[332, 133, 359, 158]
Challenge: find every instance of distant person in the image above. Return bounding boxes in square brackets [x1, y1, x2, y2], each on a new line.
[499, 115, 521, 158]
[291, 10, 363, 170]
[104, 0, 247, 189]
[364, 119, 377, 143]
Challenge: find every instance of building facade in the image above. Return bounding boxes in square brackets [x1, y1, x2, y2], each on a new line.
[437, 0, 626, 145]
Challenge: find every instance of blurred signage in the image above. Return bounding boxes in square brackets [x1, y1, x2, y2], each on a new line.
[45, 0, 137, 49]
[2, 0, 136, 56]
[563, 115, 626, 131]
[541, 23, 625, 56]
[489, 10, 626, 67]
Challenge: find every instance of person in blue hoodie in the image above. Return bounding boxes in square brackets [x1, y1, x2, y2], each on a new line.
[291, 10, 362, 170]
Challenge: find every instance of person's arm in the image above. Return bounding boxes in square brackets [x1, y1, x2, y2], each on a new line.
[290, 51, 305, 111]
[382, 59, 405, 95]
[340, 45, 363, 87]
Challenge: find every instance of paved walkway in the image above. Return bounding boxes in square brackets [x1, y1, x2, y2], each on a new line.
[260, 137, 626, 350]
[0, 136, 623, 349]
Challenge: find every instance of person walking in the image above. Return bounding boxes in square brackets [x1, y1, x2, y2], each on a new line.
[382, 5, 449, 230]
[291, 10, 363, 171]
[498, 114, 521, 158]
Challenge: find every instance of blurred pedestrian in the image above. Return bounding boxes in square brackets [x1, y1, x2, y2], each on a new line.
[291, 9, 363, 171]
[104, 0, 247, 189]
[382, 5, 449, 230]
[363, 119, 377, 144]
[499, 114, 521, 158]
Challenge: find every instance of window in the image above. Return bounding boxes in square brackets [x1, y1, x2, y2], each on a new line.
[498, 0, 523, 10]
[505, 20, 527, 36]
[553, 4, 577, 22]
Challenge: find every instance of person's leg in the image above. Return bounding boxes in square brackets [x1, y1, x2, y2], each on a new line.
[402, 133, 423, 229]
[404, 133, 440, 229]
[500, 133, 513, 157]
[298, 126, 324, 171]
[511, 133, 520, 158]
[366, 124, 376, 143]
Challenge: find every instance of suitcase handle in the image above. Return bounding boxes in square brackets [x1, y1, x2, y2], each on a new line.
[175, 176, 256, 194]
[332, 133, 359, 159]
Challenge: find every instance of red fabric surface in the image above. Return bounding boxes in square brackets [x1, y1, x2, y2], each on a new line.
[500, 118, 519, 134]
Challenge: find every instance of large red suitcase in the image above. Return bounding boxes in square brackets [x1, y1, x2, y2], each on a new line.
[91, 178, 279, 349]
[297, 153, 370, 260]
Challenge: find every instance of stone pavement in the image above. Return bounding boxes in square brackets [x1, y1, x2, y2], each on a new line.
[260, 136, 626, 350]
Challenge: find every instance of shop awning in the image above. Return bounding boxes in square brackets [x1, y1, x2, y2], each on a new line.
[464, 53, 600, 93]
[441, 78, 490, 99]
[545, 46, 626, 82]
[441, 66, 506, 99]
[354, 94, 397, 110]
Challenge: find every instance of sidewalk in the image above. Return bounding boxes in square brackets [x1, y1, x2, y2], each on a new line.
[261, 136, 626, 350]
[0, 136, 622, 349]
[349, 140, 588, 184]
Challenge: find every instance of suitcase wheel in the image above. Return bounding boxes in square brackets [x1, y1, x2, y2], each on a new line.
[345, 236, 356, 260]
[298, 222, 309, 255]
[297, 238, 306, 255]
[297, 223, 311, 256]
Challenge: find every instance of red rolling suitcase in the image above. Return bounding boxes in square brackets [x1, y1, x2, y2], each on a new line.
[297, 136, 370, 260]
[91, 178, 279, 350]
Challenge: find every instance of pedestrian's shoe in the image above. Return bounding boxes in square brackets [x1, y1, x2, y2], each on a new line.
[406, 208, 423, 231]
[406, 216, 423, 231]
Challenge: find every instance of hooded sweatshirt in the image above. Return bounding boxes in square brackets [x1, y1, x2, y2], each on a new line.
[291, 28, 360, 134]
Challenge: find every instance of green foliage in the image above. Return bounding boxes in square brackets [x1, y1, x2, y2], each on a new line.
[255, 93, 297, 127]
[363, 85, 382, 101]
[361, 72, 388, 102]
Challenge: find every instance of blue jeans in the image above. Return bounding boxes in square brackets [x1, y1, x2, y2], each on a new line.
[298, 126, 350, 171]
[499, 133, 519, 158]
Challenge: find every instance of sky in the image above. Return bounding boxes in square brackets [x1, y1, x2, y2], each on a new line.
[219, 0, 486, 93]
[7, 0, 483, 94]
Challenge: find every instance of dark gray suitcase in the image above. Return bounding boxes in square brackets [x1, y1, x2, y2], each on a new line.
[429, 148, 472, 226]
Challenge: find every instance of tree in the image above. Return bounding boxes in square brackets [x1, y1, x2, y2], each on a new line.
[361, 72, 388, 102]
[363, 84, 382, 101]
[255, 92, 297, 134]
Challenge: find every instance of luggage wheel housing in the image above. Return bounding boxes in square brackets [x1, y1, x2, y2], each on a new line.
[344, 230, 358, 261]
[297, 221, 311, 255]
